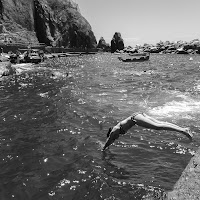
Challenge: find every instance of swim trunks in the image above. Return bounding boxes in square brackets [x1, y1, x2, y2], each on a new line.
[119, 112, 143, 135]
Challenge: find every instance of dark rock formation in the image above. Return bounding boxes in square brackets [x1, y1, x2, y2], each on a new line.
[0, 0, 97, 48]
[97, 37, 110, 51]
[111, 32, 124, 53]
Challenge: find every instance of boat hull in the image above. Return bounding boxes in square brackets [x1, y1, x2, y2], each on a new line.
[118, 55, 150, 62]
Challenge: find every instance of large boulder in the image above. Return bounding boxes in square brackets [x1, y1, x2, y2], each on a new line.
[111, 32, 124, 53]
[97, 37, 110, 51]
[183, 39, 200, 53]
[0, 0, 97, 48]
[176, 47, 188, 54]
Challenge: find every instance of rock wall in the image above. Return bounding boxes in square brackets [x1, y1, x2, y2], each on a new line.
[0, 0, 97, 48]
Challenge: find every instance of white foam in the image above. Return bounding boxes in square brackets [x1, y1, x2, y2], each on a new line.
[118, 89, 127, 93]
[148, 93, 200, 118]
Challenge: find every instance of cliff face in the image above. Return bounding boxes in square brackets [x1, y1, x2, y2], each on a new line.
[0, 0, 97, 48]
[1, 0, 35, 30]
[0, 0, 37, 43]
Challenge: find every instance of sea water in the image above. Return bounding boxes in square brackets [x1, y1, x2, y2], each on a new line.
[0, 53, 200, 199]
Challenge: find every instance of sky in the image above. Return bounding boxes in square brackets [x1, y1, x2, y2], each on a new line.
[74, 0, 200, 47]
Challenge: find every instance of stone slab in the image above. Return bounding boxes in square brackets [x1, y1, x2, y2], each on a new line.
[167, 148, 200, 200]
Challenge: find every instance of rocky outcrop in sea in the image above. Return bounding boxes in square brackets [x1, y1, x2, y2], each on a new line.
[97, 37, 110, 52]
[0, 0, 97, 48]
[111, 32, 124, 53]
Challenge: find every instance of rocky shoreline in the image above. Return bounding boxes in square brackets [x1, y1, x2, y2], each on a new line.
[167, 148, 200, 200]
[124, 39, 200, 55]
[97, 33, 200, 55]
[97, 34, 200, 55]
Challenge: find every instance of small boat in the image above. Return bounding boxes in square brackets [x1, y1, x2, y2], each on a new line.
[118, 53, 150, 62]
[9, 49, 44, 64]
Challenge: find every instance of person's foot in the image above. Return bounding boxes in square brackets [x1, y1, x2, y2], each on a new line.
[184, 128, 193, 141]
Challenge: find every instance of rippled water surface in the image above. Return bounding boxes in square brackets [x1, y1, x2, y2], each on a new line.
[1, 53, 200, 199]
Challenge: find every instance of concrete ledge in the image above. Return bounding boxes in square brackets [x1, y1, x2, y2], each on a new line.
[167, 148, 200, 200]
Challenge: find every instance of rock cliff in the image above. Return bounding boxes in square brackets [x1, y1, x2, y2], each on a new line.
[0, 0, 97, 48]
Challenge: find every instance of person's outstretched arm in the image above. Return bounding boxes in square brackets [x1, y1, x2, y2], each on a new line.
[102, 127, 120, 151]
[102, 134, 115, 151]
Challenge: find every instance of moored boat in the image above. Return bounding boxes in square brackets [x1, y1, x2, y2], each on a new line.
[118, 53, 150, 62]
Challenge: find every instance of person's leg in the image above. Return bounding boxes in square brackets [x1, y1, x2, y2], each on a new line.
[141, 113, 185, 128]
[134, 113, 193, 140]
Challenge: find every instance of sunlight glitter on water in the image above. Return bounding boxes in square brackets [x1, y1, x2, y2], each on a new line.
[150, 99, 200, 117]
[1, 54, 200, 199]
